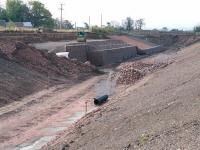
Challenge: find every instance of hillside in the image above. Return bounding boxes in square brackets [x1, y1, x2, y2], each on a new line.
[0, 40, 95, 107]
[43, 42, 200, 150]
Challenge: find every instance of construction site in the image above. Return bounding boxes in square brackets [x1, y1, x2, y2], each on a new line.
[0, 28, 200, 150]
[1, 1, 200, 150]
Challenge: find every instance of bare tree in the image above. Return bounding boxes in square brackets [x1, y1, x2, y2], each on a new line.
[63, 20, 73, 29]
[135, 19, 145, 30]
[106, 22, 111, 27]
[110, 21, 120, 28]
[124, 17, 134, 32]
[162, 27, 168, 32]
[84, 22, 89, 29]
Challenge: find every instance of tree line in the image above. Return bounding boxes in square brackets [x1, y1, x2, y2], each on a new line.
[0, 0, 72, 28]
[90, 17, 145, 34]
[0, 0, 147, 31]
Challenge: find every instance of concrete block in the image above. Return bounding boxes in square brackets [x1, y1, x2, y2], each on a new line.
[66, 44, 88, 62]
[87, 46, 137, 66]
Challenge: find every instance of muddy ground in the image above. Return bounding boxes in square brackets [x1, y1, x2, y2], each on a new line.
[42, 43, 200, 150]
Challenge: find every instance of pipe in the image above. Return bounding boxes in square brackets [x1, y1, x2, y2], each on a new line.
[94, 95, 109, 105]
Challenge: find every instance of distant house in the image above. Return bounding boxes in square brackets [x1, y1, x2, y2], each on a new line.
[23, 22, 33, 28]
[6, 22, 33, 30]
[15, 22, 33, 28]
[0, 20, 6, 27]
[14, 22, 24, 28]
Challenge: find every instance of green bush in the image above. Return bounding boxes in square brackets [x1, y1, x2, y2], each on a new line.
[91, 26, 121, 36]
[6, 21, 16, 31]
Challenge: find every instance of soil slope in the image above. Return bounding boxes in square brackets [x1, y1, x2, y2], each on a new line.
[0, 40, 95, 107]
[43, 42, 200, 150]
[109, 35, 156, 49]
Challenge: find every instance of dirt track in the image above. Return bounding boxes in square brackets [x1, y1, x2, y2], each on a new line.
[42, 43, 200, 150]
[0, 75, 105, 149]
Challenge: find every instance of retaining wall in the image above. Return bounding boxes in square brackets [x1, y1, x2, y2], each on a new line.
[66, 44, 88, 62]
[87, 46, 137, 66]
[65, 40, 165, 66]
[137, 45, 166, 55]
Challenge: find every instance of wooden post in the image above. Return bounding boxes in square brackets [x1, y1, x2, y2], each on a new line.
[85, 101, 88, 114]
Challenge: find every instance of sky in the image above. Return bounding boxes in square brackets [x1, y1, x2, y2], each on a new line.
[1, 0, 200, 30]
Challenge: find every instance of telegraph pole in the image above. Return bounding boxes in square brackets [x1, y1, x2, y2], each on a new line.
[89, 16, 90, 28]
[101, 13, 103, 28]
[75, 22, 76, 30]
[59, 4, 64, 29]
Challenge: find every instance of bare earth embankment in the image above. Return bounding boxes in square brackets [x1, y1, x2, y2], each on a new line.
[0, 40, 95, 107]
[43, 42, 200, 150]
[0, 39, 100, 149]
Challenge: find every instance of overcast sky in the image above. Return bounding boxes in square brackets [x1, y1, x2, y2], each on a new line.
[1, 0, 200, 30]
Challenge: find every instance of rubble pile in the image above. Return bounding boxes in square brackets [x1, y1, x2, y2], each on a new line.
[113, 61, 168, 84]
[0, 40, 95, 80]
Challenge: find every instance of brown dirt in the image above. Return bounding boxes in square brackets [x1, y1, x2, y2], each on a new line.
[42, 42, 200, 150]
[112, 61, 169, 85]
[0, 39, 95, 107]
[0, 75, 103, 149]
[146, 34, 200, 49]
[109, 35, 155, 49]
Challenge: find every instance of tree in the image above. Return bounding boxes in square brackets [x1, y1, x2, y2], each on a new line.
[124, 17, 134, 32]
[84, 22, 89, 29]
[6, 0, 30, 22]
[53, 19, 73, 29]
[63, 20, 73, 29]
[29, 1, 54, 28]
[106, 22, 111, 27]
[194, 25, 200, 32]
[135, 19, 145, 30]
[7, 21, 16, 30]
[162, 27, 168, 32]
[53, 18, 60, 29]
[0, 7, 8, 21]
[110, 21, 120, 28]
[42, 17, 54, 28]
[171, 29, 179, 32]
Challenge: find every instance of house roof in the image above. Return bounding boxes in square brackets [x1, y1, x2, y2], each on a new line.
[0, 20, 6, 26]
[23, 22, 32, 27]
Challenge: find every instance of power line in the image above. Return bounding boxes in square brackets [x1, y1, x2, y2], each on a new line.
[59, 3, 64, 29]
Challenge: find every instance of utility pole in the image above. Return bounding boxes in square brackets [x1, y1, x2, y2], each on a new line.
[101, 13, 103, 28]
[59, 4, 64, 29]
[89, 16, 90, 28]
[75, 22, 76, 30]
